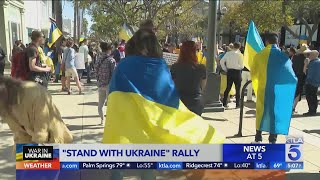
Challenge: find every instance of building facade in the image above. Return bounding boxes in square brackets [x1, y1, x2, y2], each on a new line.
[24, 0, 53, 44]
[0, 0, 54, 63]
[63, 18, 74, 36]
[0, 0, 25, 63]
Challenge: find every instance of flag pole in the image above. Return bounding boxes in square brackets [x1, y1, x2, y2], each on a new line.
[206, 0, 217, 72]
[203, 0, 224, 112]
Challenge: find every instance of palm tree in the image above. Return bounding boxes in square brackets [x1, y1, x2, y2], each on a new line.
[74, 0, 78, 40]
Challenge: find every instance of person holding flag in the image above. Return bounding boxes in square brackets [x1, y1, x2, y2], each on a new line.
[103, 28, 224, 180]
[48, 19, 62, 49]
[244, 23, 297, 143]
[47, 19, 64, 86]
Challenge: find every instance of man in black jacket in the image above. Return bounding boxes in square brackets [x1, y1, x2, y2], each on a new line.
[0, 43, 6, 76]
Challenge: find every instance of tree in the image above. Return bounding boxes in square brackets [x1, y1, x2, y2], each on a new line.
[82, 18, 88, 37]
[285, 0, 320, 43]
[54, 0, 63, 30]
[79, 0, 206, 41]
[221, 0, 320, 44]
[73, 0, 78, 40]
[221, 1, 293, 34]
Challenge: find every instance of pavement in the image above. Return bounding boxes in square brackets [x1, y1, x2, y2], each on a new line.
[0, 69, 320, 180]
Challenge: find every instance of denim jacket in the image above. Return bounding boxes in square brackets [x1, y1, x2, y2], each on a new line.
[306, 58, 320, 87]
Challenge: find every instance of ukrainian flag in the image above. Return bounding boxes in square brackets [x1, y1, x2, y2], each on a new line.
[102, 56, 224, 144]
[247, 26, 297, 134]
[48, 21, 62, 48]
[243, 21, 265, 70]
[119, 23, 133, 41]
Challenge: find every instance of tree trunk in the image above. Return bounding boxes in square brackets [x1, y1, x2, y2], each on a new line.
[74, 0, 78, 41]
[77, 7, 81, 42]
[82, 9, 85, 36]
[307, 19, 319, 44]
[284, 25, 299, 39]
[54, 0, 63, 30]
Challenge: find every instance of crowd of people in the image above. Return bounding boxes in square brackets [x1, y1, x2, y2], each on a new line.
[0, 19, 320, 179]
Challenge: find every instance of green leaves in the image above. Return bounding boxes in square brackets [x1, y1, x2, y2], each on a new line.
[220, 0, 319, 43]
[221, 0, 293, 33]
[79, 0, 207, 41]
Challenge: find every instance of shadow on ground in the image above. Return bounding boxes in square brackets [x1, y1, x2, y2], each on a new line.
[78, 102, 99, 106]
[202, 116, 228, 122]
[0, 145, 16, 180]
[246, 109, 256, 115]
[244, 102, 256, 109]
[67, 124, 103, 131]
[71, 130, 103, 144]
[303, 129, 320, 135]
[0, 129, 13, 138]
[226, 133, 268, 139]
[62, 115, 100, 120]
[292, 112, 320, 118]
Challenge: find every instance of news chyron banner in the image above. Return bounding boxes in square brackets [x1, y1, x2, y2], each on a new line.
[16, 137, 303, 180]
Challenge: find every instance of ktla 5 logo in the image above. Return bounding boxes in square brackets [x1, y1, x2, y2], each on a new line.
[285, 144, 303, 162]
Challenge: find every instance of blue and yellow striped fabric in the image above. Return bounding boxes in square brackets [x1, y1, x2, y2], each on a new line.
[16, 144, 38, 162]
[119, 23, 133, 41]
[243, 21, 265, 70]
[102, 56, 224, 144]
[48, 21, 62, 48]
[252, 45, 297, 134]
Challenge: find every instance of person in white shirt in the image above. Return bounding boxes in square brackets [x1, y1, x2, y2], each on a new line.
[220, 42, 244, 108]
[73, 44, 85, 81]
[79, 39, 91, 83]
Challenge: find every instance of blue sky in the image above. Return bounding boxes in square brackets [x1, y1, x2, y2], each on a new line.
[62, 0, 93, 29]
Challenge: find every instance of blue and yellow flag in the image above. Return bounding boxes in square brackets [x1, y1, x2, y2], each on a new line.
[243, 21, 265, 70]
[102, 56, 224, 144]
[48, 21, 62, 48]
[119, 23, 133, 41]
[252, 45, 297, 135]
[245, 21, 297, 134]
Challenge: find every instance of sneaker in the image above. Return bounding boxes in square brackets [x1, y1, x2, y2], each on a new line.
[251, 141, 262, 144]
[61, 87, 69, 92]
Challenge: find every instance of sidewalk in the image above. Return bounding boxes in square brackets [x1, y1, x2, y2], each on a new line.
[0, 77, 319, 179]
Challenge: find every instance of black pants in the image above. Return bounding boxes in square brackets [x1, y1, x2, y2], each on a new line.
[0, 61, 5, 76]
[85, 62, 91, 83]
[306, 84, 318, 113]
[181, 96, 204, 116]
[255, 130, 278, 143]
[223, 69, 242, 106]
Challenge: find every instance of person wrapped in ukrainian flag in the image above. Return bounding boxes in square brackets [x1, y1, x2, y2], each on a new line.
[102, 28, 224, 179]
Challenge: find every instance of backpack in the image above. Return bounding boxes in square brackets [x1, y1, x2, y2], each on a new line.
[11, 45, 38, 80]
[11, 51, 30, 80]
